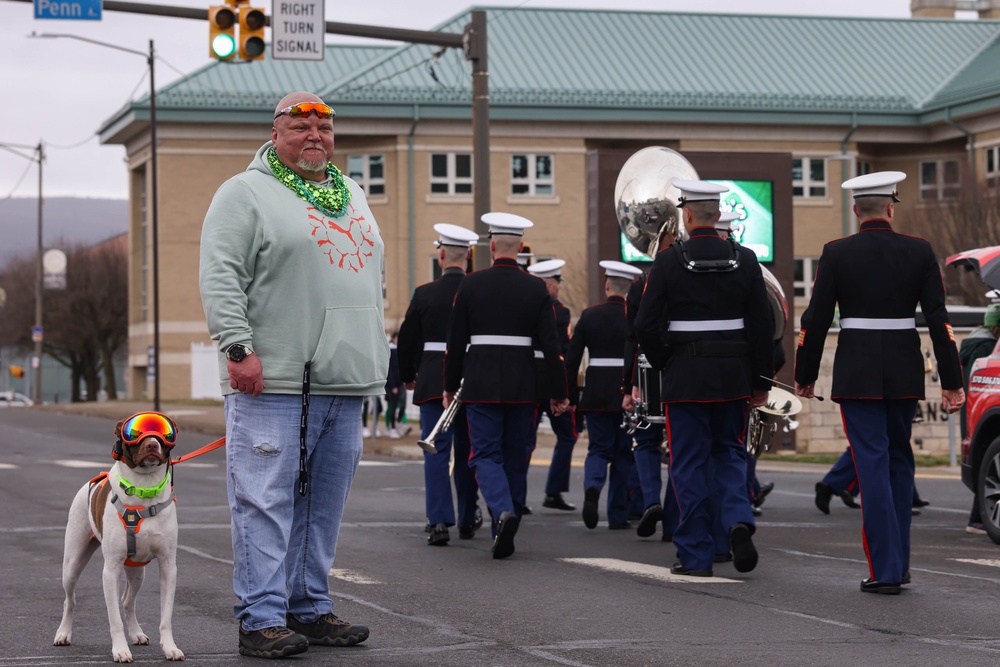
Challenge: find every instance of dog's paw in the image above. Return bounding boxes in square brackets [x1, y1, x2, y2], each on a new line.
[131, 631, 150, 645]
[53, 631, 72, 646]
[112, 646, 134, 663]
[162, 645, 185, 661]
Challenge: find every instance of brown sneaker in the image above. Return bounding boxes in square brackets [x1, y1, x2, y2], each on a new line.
[238, 625, 308, 658]
[286, 613, 370, 646]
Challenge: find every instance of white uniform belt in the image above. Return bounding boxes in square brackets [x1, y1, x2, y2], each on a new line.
[668, 318, 745, 332]
[534, 350, 544, 359]
[470, 335, 533, 346]
[840, 317, 916, 330]
[589, 358, 624, 367]
[423, 342, 447, 352]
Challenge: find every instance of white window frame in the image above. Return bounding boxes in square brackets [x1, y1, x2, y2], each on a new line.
[792, 157, 827, 199]
[919, 159, 961, 201]
[794, 257, 820, 300]
[429, 152, 473, 196]
[986, 146, 1000, 189]
[346, 154, 385, 197]
[510, 153, 554, 197]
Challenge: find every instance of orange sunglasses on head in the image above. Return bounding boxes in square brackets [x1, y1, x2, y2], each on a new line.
[120, 412, 178, 447]
[273, 103, 335, 120]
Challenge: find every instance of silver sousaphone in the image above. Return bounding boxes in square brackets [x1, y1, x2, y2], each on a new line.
[616, 147, 790, 432]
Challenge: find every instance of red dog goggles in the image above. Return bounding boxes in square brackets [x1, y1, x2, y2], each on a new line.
[120, 412, 178, 448]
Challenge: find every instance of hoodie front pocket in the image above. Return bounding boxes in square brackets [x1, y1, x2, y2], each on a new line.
[310, 307, 389, 389]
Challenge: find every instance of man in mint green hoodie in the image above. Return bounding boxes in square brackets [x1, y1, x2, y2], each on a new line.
[200, 91, 388, 659]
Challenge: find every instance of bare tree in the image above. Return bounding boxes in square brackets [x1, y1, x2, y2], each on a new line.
[908, 179, 1000, 305]
[0, 238, 127, 401]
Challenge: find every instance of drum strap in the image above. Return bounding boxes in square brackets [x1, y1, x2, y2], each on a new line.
[672, 340, 750, 357]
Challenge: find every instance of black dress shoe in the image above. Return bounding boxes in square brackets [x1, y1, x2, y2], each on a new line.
[730, 522, 758, 573]
[522, 505, 533, 516]
[491, 511, 519, 559]
[542, 494, 576, 511]
[913, 498, 930, 508]
[839, 490, 860, 509]
[670, 561, 713, 577]
[427, 523, 450, 546]
[753, 481, 775, 508]
[815, 482, 834, 515]
[714, 552, 734, 563]
[751, 506, 763, 517]
[458, 525, 476, 540]
[608, 522, 632, 530]
[636, 503, 664, 538]
[473, 506, 484, 531]
[902, 570, 911, 585]
[582, 487, 600, 530]
[662, 532, 673, 542]
[860, 578, 901, 595]
[424, 521, 432, 533]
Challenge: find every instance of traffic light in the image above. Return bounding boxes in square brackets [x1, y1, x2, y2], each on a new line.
[238, 6, 266, 61]
[9, 365, 24, 378]
[208, 5, 237, 60]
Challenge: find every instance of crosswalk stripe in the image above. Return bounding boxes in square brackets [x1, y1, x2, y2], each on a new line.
[560, 557, 742, 584]
[953, 558, 1000, 568]
[0, 463, 18, 470]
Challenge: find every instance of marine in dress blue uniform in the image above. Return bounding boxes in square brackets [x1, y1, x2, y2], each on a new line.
[569, 260, 642, 529]
[397, 224, 482, 547]
[525, 259, 580, 512]
[635, 180, 774, 577]
[794, 171, 965, 594]
[444, 212, 570, 559]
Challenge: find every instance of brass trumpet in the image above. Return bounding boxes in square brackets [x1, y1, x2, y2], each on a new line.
[417, 381, 463, 454]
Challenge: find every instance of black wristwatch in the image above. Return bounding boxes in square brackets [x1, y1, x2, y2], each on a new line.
[226, 344, 250, 363]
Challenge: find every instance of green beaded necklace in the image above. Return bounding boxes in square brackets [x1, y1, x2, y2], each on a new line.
[267, 147, 351, 218]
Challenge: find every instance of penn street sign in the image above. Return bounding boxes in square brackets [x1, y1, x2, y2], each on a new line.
[34, 0, 102, 20]
[272, 0, 324, 61]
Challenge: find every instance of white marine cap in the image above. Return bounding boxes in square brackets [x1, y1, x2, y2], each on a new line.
[842, 171, 906, 202]
[527, 258, 566, 279]
[482, 211, 534, 236]
[715, 211, 740, 231]
[433, 223, 479, 248]
[674, 179, 729, 207]
[599, 260, 643, 280]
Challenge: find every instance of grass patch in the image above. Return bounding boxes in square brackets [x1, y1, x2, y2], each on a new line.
[759, 452, 954, 467]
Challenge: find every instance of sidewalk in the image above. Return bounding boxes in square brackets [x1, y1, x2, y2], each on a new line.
[32, 400, 960, 478]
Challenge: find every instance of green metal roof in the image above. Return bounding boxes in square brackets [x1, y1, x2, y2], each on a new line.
[100, 6, 1000, 140]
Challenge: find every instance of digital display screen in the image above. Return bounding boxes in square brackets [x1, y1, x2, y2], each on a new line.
[621, 180, 775, 264]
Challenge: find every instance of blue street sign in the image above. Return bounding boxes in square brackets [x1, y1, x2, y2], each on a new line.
[31, 326, 43, 343]
[34, 0, 102, 20]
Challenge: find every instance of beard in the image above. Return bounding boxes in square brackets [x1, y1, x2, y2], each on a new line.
[297, 144, 328, 173]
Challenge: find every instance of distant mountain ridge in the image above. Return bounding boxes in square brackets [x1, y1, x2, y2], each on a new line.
[0, 197, 127, 266]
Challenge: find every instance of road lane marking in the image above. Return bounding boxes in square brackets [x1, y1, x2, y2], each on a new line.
[0, 463, 18, 469]
[330, 569, 381, 584]
[776, 548, 1000, 583]
[52, 460, 106, 468]
[953, 558, 1000, 568]
[560, 557, 742, 584]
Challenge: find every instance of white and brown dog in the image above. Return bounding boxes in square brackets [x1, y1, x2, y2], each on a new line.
[53, 413, 184, 663]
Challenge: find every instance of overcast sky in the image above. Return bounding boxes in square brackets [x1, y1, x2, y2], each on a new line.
[0, 0, 918, 200]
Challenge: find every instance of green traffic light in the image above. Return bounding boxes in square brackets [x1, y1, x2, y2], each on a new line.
[211, 33, 236, 59]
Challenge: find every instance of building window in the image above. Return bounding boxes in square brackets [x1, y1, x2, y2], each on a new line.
[987, 146, 1000, 189]
[857, 160, 874, 176]
[794, 257, 820, 299]
[430, 153, 473, 195]
[511, 154, 554, 196]
[347, 154, 385, 196]
[792, 158, 826, 198]
[920, 159, 961, 201]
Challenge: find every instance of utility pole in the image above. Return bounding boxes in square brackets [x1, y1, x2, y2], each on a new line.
[33, 140, 43, 405]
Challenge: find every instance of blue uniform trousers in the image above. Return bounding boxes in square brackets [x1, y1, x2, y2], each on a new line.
[465, 403, 535, 535]
[664, 400, 754, 571]
[420, 401, 479, 529]
[529, 403, 578, 496]
[822, 447, 859, 495]
[632, 423, 663, 509]
[840, 399, 917, 584]
[583, 412, 635, 526]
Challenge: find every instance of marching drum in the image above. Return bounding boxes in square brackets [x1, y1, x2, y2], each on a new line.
[629, 353, 665, 430]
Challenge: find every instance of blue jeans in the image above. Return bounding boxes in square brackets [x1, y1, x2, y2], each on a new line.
[225, 393, 363, 631]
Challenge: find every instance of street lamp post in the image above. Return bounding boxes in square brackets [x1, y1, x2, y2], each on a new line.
[34, 34, 161, 410]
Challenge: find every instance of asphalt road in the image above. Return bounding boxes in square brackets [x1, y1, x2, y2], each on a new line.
[3, 408, 1000, 666]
